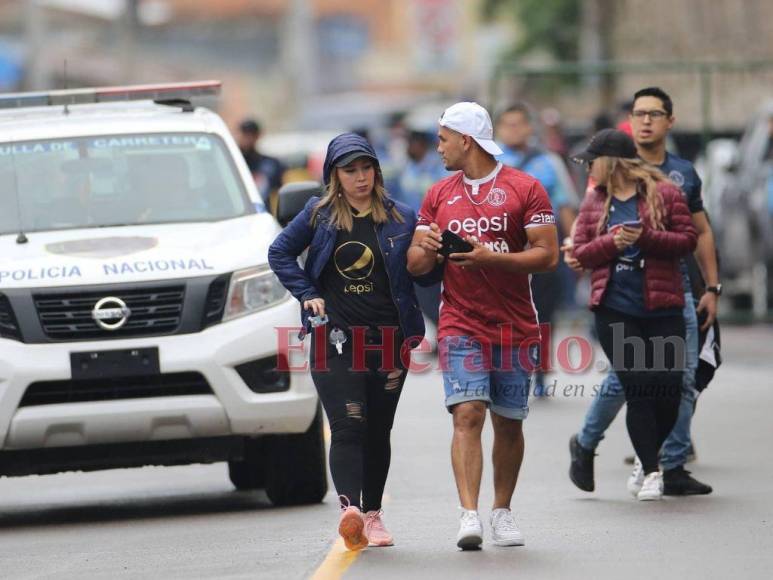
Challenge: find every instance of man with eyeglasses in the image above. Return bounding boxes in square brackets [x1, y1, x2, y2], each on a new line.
[567, 87, 720, 497]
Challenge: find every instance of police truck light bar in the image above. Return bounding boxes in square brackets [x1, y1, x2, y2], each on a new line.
[0, 80, 221, 110]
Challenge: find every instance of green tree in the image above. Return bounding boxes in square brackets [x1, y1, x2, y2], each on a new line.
[482, 0, 581, 61]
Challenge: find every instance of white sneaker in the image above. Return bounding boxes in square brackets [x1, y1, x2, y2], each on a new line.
[637, 471, 664, 501]
[626, 456, 645, 496]
[456, 509, 483, 550]
[490, 508, 525, 547]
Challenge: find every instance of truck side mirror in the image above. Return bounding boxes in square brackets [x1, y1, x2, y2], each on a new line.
[276, 181, 323, 227]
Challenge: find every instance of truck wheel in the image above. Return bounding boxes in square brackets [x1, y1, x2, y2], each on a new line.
[264, 404, 328, 506]
[228, 437, 267, 490]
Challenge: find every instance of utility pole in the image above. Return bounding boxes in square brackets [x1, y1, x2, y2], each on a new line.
[281, 0, 316, 118]
[579, 0, 616, 110]
[120, 0, 141, 83]
[24, 0, 49, 90]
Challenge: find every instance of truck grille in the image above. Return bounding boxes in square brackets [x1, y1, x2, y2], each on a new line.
[0, 293, 23, 341]
[33, 285, 185, 341]
[19, 372, 213, 406]
[202, 274, 230, 329]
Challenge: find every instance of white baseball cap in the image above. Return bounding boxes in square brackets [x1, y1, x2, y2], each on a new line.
[439, 102, 503, 156]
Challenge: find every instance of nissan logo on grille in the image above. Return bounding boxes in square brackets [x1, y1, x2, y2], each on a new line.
[91, 297, 131, 331]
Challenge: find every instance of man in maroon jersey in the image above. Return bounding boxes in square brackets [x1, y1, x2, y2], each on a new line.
[407, 102, 558, 550]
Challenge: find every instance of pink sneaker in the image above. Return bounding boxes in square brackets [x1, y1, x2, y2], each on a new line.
[338, 506, 368, 551]
[364, 510, 394, 547]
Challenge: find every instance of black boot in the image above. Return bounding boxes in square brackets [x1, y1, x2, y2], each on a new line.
[663, 466, 713, 495]
[569, 434, 595, 492]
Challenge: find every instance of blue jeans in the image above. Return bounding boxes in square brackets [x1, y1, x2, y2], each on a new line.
[440, 336, 537, 420]
[577, 290, 699, 469]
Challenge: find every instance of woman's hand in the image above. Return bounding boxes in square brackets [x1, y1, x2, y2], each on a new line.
[303, 298, 326, 317]
[614, 225, 643, 250]
[561, 236, 582, 272]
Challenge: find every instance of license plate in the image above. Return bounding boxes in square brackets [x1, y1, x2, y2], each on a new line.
[70, 347, 160, 380]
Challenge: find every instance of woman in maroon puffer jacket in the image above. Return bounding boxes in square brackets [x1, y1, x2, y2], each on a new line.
[571, 129, 697, 501]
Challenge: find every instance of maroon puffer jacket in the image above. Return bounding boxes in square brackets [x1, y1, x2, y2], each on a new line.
[573, 181, 697, 312]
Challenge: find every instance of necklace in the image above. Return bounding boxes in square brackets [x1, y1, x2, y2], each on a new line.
[462, 169, 500, 207]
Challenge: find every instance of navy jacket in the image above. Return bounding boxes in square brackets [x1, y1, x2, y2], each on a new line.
[268, 196, 427, 342]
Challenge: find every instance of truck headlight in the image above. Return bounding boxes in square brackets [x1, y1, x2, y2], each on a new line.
[223, 266, 289, 321]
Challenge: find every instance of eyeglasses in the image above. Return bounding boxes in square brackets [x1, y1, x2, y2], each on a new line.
[631, 110, 668, 120]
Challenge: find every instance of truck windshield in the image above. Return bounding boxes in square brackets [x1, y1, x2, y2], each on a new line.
[0, 133, 255, 235]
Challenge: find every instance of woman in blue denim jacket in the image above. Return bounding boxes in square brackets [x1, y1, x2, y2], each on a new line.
[268, 133, 428, 551]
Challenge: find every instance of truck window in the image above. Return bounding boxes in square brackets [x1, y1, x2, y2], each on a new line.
[0, 133, 256, 235]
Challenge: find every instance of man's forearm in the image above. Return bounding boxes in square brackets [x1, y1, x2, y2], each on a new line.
[695, 228, 719, 286]
[407, 245, 437, 276]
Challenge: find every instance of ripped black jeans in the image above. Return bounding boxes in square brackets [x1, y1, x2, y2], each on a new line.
[310, 326, 407, 512]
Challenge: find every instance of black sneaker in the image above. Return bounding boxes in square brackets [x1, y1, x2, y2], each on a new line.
[663, 467, 713, 495]
[569, 434, 595, 492]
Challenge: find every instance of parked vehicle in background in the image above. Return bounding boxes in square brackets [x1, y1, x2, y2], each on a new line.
[0, 82, 327, 505]
[702, 100, 773, 317]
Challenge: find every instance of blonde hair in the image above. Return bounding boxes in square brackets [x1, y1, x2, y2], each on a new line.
[311, 165, 404, 231]
[593, 156, 668, 233]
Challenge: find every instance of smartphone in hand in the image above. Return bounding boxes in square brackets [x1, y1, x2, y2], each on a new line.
[439, 230, 474, 258]
[610, 219, 642, 235]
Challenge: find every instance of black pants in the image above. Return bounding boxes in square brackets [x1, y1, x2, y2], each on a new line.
[594, 306, 685, 474]
[531, 269, 563, 386]
[414, 282, 441, 326]
[310, 327, 407, 511]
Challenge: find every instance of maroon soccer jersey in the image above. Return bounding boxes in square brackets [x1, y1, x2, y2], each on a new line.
[417, 163, 555, 345]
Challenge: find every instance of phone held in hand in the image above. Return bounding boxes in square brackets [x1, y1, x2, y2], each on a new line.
[439, 229, 474, 258]
[610, 219, 642, 235]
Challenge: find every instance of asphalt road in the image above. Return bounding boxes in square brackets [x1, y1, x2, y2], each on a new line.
[1, 323, 772, 579]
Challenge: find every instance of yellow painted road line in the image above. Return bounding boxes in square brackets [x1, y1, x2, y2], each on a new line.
[310, 424, 392, 580]
[312, 423, 362, 578]
[309, 538, 362, 580]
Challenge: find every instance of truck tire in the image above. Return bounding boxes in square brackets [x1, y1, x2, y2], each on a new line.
[228, 437, 267, 490]
[264, 404, 328, 506]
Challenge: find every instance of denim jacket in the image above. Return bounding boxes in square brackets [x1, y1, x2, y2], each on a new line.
[268, 196, 428, 341]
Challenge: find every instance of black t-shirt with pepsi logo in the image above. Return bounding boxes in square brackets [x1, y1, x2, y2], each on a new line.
[318, 208, 400, 332]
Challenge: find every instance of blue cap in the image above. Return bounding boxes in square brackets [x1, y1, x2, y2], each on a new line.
[322, 133, 379, 185]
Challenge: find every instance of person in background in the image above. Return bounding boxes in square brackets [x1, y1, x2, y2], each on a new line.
[568, 88, 719, 497]
[496, 104, 577, 236]
[236, 118, 285, 210]
[571, 128, 697, 501]
[393, 129, 449, 327]
[615, 100, 634, 136]
[496, 103, 578, 396]
[540, 107, 569, 159]
[568, 112, 614, 194]
[395, 130, 449, 213]
[385, 112, 410, 190]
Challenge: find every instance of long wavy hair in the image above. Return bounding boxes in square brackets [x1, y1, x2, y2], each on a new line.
[593, 156, 668, 233]
[311, 162, 404, 231]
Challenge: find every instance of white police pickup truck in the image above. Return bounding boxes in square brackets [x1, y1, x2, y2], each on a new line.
[0, 82, 326, 505]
